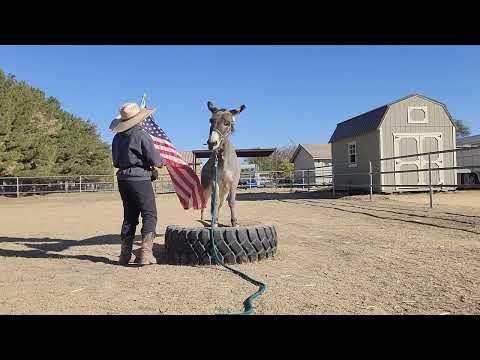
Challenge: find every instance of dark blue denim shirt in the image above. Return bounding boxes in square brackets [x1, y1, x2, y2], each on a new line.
[112, 124, 164, 181]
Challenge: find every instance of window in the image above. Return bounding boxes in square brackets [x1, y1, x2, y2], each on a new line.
[407, 106, 428, 124]
[348, 142, 357, 167]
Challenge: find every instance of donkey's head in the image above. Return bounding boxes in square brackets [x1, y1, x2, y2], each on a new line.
[206, 101, 246, 151]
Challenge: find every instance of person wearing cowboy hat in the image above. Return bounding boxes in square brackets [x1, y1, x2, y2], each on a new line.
[110, 102, 164, 265]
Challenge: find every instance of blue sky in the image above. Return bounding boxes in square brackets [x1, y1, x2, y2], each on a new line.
[1, 45, 479, 152]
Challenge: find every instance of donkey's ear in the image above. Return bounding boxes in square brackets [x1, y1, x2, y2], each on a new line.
[230, 105, 246, 116]
[207, 101, 219, 113]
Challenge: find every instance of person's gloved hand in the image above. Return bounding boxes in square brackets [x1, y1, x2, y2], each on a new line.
[151, 168, 159, 181]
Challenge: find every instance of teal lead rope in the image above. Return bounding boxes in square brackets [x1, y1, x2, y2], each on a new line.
[209, 152, 267, 315]
[139, 93, 266, 314]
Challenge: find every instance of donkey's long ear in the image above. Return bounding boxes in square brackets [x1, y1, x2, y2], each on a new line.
[207, 101, 219, 113]
[230, 105, 246, 116]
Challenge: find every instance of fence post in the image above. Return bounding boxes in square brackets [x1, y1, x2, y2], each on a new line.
[428, 153, 433, 208]
[307, 170, 310, 192]
[79, 176, 82, 193]
[369, 160, 373, 201]
[332, 164, 336, 198]
[393, 159, 396, 193]
[16, 177, 19, 198]
[302, 170, 305, 190]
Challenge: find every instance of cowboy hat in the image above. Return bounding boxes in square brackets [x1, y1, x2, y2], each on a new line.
[109, 102, 156, 133]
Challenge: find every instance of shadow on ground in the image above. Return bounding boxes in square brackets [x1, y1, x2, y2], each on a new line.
[0, 234, 169, 266]
[235, 189, 352, 201]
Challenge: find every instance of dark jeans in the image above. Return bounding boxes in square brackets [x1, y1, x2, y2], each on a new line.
[118, 180, 157, 237]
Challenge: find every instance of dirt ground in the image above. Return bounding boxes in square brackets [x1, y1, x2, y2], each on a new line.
[1, 188, 479, 315]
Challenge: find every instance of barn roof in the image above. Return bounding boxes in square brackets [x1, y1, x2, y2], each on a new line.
[457, 134, 480, 146]
[290, 144, 331, 162]
[328, 94, 455, 143]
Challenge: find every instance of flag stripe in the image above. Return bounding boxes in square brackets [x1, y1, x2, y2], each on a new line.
[154, 146, 186, 162]
[167, 168, 191, 203]
[141, 115, 205, 210]
[174, 167, 199, 209]
[158, 153, 188, 166]
[168, 167, 194, 202]
[178, 167, 203, 208]
[153, 139, 176, 151]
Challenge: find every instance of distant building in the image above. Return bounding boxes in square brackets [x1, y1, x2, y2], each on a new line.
[329, 94, 457, 192]
[290, 144, 332, 185]
[456, 134, 480, 185]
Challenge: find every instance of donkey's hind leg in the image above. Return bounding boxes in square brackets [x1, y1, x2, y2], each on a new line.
[228, 187, 238, 227]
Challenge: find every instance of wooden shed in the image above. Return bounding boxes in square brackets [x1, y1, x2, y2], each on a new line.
[290, 144, 332, 185]
[329, 94, 457, 193]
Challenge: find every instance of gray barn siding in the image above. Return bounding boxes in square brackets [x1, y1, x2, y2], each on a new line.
[332, 130, 381, 192]
[380, 96, 456, 191]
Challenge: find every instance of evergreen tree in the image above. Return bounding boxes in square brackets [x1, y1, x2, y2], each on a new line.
[0, 69, 112, 176]
[453, 119, 471, 138]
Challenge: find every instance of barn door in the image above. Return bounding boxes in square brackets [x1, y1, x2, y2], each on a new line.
[420, 134, 444, 186]
[394, 134, 421, 187]
[393, 133, 444, 188]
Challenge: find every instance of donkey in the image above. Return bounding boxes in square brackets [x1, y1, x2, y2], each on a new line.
[200, 101, 246, 227]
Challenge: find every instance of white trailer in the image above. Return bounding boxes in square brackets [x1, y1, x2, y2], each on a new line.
[457, 135, 480, 186]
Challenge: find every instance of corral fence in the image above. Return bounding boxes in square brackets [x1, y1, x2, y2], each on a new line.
[2, 146, 479, 208]
[0, 174, 177, 197]
[332, 144, 480, 208]
[238, 166, 332, 191]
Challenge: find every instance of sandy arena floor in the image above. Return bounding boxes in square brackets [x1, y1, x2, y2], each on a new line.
[0, 189, 479, 315]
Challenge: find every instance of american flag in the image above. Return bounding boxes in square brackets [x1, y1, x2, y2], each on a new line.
[139, 98, 205, 210]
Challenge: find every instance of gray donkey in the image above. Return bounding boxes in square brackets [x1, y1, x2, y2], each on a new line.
[200, 101, 246, 227]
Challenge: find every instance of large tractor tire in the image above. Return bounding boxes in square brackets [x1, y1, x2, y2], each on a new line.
[164, 225, 278, 265]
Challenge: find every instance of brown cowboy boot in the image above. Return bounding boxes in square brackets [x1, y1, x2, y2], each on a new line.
[118, 234, 134, 265]
[134, 232, 156, 265]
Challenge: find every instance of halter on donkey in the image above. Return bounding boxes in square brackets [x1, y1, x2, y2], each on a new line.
[200, 101, 245, 227]
[202, 101, 267, 315]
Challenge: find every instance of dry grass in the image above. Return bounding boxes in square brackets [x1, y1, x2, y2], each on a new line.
[0, 189, 479, 314]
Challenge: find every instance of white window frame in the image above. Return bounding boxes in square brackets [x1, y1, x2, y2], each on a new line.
[347, 141, 358, 167]
[407, 106, 428, 124]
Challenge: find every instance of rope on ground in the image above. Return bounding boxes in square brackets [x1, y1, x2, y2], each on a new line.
[209, 152, 267, 315]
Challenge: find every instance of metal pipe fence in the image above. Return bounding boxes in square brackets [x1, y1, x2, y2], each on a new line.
[331, 145, 480, 208]
[0, 174, 177, 197]
[1, 145, 478, 210]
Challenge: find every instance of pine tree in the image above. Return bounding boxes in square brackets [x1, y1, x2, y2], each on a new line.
[0, 68, 113, 177]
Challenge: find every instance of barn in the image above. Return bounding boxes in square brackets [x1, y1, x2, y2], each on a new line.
[289, 144, 332, 185]
[329, 94, 457, 193]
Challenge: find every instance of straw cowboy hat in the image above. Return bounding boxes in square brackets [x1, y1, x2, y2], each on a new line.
[109, 102, 156, 133]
